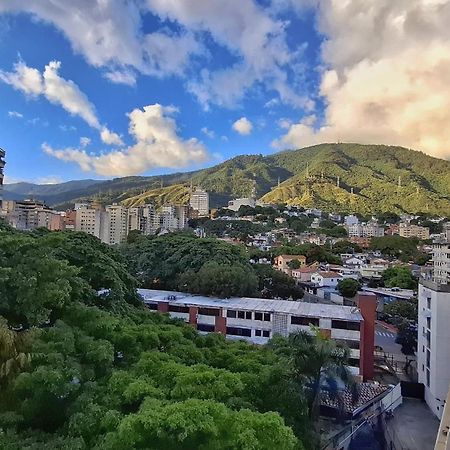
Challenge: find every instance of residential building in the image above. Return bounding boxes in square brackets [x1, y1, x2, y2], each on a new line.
[435, 384, 450, 449]
[291, 266, 317, 283]
[75, 204, 103, 238]
[189, 188, 209, 216]
[345, 215, 359, 227]
[274, 254, 307, 274]
[310, 271, 343, 288]
[348, 221, 385, 238]
[139, 288, 378, 380]
[106, 204, 128, 245]
[399, 222, 430, 240]
[418, 237, 450, 419]
[227, 197, 256, 212]
[3, 199, 55, 230]
[0, 148, 4, 209]
[128, 204, 157, 235]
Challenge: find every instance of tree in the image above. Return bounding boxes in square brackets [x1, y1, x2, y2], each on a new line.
[382, 267, 417, 290]
[384, 299, 417, 322]
[395, 320, 417, 355]
[287, 259, 301, 269]
[273, 330, 353, 421]
[253, 265, 304, 300]
[337, 278, 360, 298]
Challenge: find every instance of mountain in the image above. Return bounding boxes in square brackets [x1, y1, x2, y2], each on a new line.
[3, 179, 103, 203]
[6, 144, 450, 215]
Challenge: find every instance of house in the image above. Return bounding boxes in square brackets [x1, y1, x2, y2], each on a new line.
[291, 266, 317, 283]
[311, 271, 343, 288]
[274, 254, 307, 274]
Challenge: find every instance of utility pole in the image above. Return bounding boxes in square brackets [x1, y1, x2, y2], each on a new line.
[337, 176, 340, 188]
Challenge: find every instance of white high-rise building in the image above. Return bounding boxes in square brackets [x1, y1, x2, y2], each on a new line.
[128, 204, 158, 235]
[418, 239, 450, 418]
[189, 188, 209, 216]
[75, 205, 102, 237]
[106, 204, 128, 245]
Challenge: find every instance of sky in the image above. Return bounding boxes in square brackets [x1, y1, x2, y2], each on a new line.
[1, 0, 450, 184]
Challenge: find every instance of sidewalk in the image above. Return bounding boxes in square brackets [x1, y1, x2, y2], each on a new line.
[385, 398, 439, 450]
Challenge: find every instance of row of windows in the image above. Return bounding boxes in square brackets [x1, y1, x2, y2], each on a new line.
[226, 327, 270, 338]
[226, 310, 271, 321]
[147, 303, 359, 332]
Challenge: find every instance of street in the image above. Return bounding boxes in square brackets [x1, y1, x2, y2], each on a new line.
[375, 322, 404, 358]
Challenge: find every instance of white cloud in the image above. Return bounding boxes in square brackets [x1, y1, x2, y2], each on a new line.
[146, 0, 310, 109]
[0, 60, 43, 96]
[8, 110, 23, 118]
[59, 124, 77, 132]
[221, 135, 229, 142]
[80, 137, 91, 147]
[201, 127, 215, 139]
[274, 0, 450, 159]
[43, 104, 209, 176]
[1, 59, 123, 145]
[100, 127, 124, 146]
[232, 117, 253, 135]
[104, 69, 137, 86]
[37, 176, 63, 185]
[0, 0, 313, 110]
[43, 60, 100, 128]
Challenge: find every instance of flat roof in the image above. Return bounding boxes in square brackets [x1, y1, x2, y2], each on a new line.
[138, 288, 363, 322]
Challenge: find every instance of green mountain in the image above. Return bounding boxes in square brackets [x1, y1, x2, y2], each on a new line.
[11, 144, 450, 215]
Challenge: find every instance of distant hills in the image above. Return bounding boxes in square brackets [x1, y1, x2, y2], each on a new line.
[4, 143, 450, 215]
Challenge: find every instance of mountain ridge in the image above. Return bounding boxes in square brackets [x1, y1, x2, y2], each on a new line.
[4, 143, 450, 215]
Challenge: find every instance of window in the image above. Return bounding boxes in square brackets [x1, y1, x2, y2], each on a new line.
[263, 330, 270, 338]
[336, 339, 359, 349]
[263, 313, 271, 321]
[427, 317, 431, 330]
[426, 369, 430, 387]
[427, 297, 431, 309]
[226, 327, 251, 337]
[255, 312, 263, 321]
[146, 302, 157, 310]
[168, 305, 189, 313]
[426, 349, 431, 368]
[332, 320, 360, 331]
[237, 311, 252, 320]
[197, 323, 215, 332]
[291, 316, 320, 326]
[227, 310, 237, 318]
[348, 358, 360, 367]
[198, 307, 220, 316]
[255, 329, 262, 337]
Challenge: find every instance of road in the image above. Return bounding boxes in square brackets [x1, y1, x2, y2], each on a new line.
[375, 322, 404, 357]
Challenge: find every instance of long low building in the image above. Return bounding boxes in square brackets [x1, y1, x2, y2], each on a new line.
[138, 288, 377, 380]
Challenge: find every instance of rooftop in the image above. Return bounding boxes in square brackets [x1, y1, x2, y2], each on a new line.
[138, 288, 363, 321]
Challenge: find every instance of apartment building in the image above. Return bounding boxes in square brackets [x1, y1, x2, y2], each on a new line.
[139, 288, 377, 380]
[227, 197, 256, 212]
[2, 199, 55, 230]
[418, 238, 450, 419]
[75, 204, 103, 238]
[399, 222, 430, 240]
[189, 188, 209, 216]
[128, 204, 157, 235]
[348, 221, 385, 238]
[106, 204, 128, 245]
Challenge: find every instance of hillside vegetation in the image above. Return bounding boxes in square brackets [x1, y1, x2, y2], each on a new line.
[7, 143, 450, 215]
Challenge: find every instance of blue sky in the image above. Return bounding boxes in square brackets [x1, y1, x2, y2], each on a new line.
[0, 1, 449, 183]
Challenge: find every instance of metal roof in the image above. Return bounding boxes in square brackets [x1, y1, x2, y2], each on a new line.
[138, 288, 363, 321]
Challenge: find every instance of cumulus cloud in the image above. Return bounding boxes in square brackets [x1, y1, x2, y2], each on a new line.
[145, 0, 311, 109]
[43, 104, 209, 176]
[201, 127, 215, 139]
[80, 137, 91, 147]
[232, 117, 253, 135]
[1, 59, 123, 144]
[8, 111, 23, 118]
[104, 69, 137, 86]
[100, 127, 124, 146]
[274, 0, 450, 159]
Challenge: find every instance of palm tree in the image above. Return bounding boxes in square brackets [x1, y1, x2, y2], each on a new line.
[0, 318, 31, 387]
[286, 328, 355, 421]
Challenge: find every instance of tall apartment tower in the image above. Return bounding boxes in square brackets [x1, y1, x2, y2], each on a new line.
[0, 148, 5, 209]
[106, 204, 128, 245]
[418, 237, 450, 418]
[75, 204, 102, 238]
[128, 204, 157, 235]
[189, 188, 209, 216]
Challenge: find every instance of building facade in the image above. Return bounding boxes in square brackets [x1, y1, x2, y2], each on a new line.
[139, 289, 377, 380]
[189, 188, 209, 216]
[418, 238, 450, 418]
[399, 223, 430, 240]
[274, 254, 307, 274]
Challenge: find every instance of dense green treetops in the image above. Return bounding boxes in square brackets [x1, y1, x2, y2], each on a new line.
[3, 224, 351, 449]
